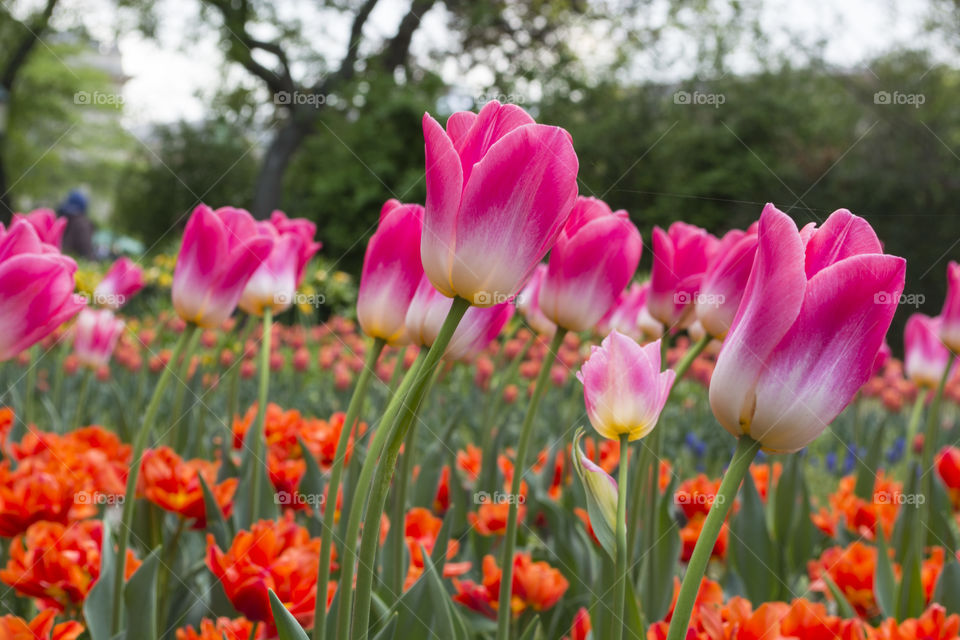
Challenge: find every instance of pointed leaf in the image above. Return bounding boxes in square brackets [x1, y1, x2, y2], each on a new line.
[83, 518, 116, 640]
[124, 546, 161, 640]
[268, 589, 310, 640]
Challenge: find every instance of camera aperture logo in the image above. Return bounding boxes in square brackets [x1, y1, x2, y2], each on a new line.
[473, 490, 525, 505]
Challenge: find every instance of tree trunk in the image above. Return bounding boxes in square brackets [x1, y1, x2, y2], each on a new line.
[0, 145, 10, 223]
[251, 116, 309, 218]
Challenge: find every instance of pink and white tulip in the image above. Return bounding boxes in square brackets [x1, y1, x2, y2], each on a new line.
[647, 222, 718, 328]
[356, 200, 424, 344]
[405, 275, 514, 360]
[940, 261, 960, 353]
[172, 205, 274, 327]
[421, 101, 579, 306]
[72, 308, 125, 368]
[696, 226, 759, 339]
[269, 210, 322, 284]
[516, 264, 556, 336]
[538, 197, 642, 332]
[239, 213, 320, 316]
[577, 330, 675, 441]
[94, 257, 144, 310]
[709, 204, 906, 453]
[12, 209, 67, 249]
[0, 221, 86, 360]
[905, 314, 952, 388]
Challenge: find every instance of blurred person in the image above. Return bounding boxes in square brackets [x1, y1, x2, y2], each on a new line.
[58, 189, 95, 259]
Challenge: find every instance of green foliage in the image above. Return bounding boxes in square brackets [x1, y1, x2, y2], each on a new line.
[112, 118, 257, 246]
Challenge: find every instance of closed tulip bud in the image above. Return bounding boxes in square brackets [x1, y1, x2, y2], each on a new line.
[905, 314, 952, 388]
[648, 222, 719, 328]
[357, 200, 424, 344]
[577, 331, 675, 442]
[421, 101, 579, 306]
[93, 257, 144, 310]
[572, 430, 619, 558]
[710, 204, 905, 453]
[539, 197, 642, 332]
[72, 309, 125, 369]
[172, 205, 274, 327]
[941, 261, 960, 353]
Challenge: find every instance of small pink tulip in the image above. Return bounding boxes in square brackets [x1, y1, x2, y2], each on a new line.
[356, 200, 424, 344]
[172, 205, 274, 327]
[405, 275, 514, 360]
[597, 282, 663, 341]
[0, 221, 86, 360]
[72, 308, 125, 368]
[696, 227, 759, 339]
[422, 101, 579, 306]
[12, 209, 67, 249]
[941, 261, 960, 353]
[647, 222, 719, 328]
[710, 204, 905, 453]
[905, 314, 952, 388]
[269, 210, 322, 284]
[94, 257, 144, 310]
[538, 197, 642, 332]
[576, 330, 675, 441]
[516, 264, 556, 336]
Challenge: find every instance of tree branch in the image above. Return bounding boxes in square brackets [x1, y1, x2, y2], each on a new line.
[381, 0, 437, 71]
[1, 0, 59, 90]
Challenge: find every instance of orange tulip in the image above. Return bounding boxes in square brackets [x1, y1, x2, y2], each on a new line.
[0, 611, 83, 640]
[452, 553, 567, 619]
[175, 617, 256, 640]
[139, 446, 237, 528]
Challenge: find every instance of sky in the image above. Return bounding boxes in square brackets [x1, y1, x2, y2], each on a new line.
[67, 0, 951, 126]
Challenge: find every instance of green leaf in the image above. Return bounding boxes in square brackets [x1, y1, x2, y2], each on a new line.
[371, 612, 398, 640]
[624, 578, 647, 640]
[124, 546, 161, 640]
[730, 470, 776, 604]
[934, 555, 960, 615]
[83, 518, 116, 640]
[642, 474, 679, 623]
[198, 474, 231, 550]
[896, 543, 925, 621]
[296, 436, 327, 537]
[268, 589, 310, 640]
[518, 617, 543, 640]
[773, 456, 799, 543]
[420, 546, 469, 640]
[822, 573, 857, 620]
[854, 426, 884, 500]
[874, 529, 897, 618]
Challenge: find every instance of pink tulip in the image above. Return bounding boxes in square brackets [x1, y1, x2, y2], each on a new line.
[538, 197, 642, 332]
[269, 210, 322, 284]
[576, 330, 675, 441]
[172, 205, 274, 327]
[12, 209, 67, 249]
[871, 340, 892, 378]
[709, 204, 905, 452]
[356, 200, 424, 344]
[94, 257, 144, 310]
[0, 221, 86, 360]
[696, 227, 759, 339]
[647, 222, 719, 328]
[405, 274, 514, 360]
[421, 101, 579, 306]
[598, 282, 663, 341]
[239, 214, 320, 316]
[905, 314, 952, 388]
[941, 261, 960, 353]
[72, 308, 125, 368]
[516, 264, 556, 336]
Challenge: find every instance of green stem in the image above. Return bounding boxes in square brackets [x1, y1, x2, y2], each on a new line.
[921, 362, 951, 532]
[495, 327, 567, 640]
[72, 368, 94, 430]
[613, 434, 630, 640]
[249, 307, 274, 524]
[227, 319, 256, 424]
[904, 391, 926, 469]
[387, 347, 407, 394]
[169, 328, 203, 449]
[313, 337, 386, 640]
[24, 346, 37, 427]
[111, 322, 198, 633]
[389, 417, 419, 598]
[341, 296, 470, 640]
[665, 436, 760, 640]
[672, 334, 710, 382]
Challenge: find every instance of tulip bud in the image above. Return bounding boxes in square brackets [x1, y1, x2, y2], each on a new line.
[572, 429, 618, 559]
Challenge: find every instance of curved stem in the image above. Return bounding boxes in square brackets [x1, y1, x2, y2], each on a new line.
[495, 327, 567, 640]
[665, 436, 760, 640]
[111, 322, 198, 633]
[248, 307, 274, 524]
[341, 296, 470, 640]
[313, 337, 385, 640]
[672, 334, 710, 383]
[613, 433, 630, 640]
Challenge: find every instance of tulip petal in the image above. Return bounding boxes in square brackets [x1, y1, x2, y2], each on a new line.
[804, 208, 882, 277]
[445, 111, 478, 148]
[421, 113, 464, 298]
[750, 253, 906, 452]
[456, 101, 535, 185]
[710, 204, 806, 438]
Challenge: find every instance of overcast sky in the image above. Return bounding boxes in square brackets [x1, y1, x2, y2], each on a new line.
[70, 0, 950, 126]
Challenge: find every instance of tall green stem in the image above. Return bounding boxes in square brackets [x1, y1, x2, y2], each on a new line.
[338, 296, 469, 640]
[388, 417, 419, 598]
[313, 337, 385, 640]
[495, 327, 567, 640]
[613, 433, 630, 640]
[72, 368, 94, 430]
[903, 391, 926, 468]
[665, 436, 760, 640]
[921, 362, 951, 533]
[672, 334, 710, 382]
[227, 319, 256, 424]
[248, 308, 274, 524]
[23, 346, 37, 427]
[111, 322, 198, 633]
